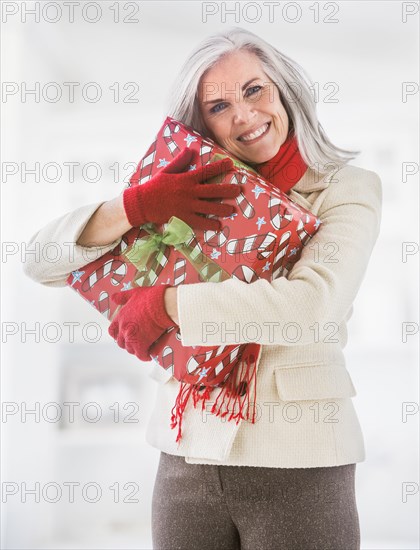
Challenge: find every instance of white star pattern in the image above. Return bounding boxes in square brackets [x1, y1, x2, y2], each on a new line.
[188, 164, 196, 171]
[184, 134, 197, 147]
[252, 185, 265, 199]
[157, 158, 170, 168]
[223, 212, 238, 221]
[262, 261, 271, 272]
[314, 218, 321, 229]
[70, 270, 85, 285]
[122, 282, 132, 291]
[288, 247, 299, 257]
[210, 248, 221, 260]
[256, 217, 266, 230]
[198, 367, 210, 381]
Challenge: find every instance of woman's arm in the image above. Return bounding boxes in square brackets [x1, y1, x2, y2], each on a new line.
[76, 192, 181, 324]
[175, 166, 383, 348]
[23, 192, 181, 327]
[23, 200, 124, 287]
[76, 194, 132, 247]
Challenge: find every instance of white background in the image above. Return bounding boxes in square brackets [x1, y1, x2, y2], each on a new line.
[1, 1, 419, 548]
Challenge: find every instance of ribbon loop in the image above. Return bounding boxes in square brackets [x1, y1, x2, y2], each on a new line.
[122, 216, 231, 285]
[123, 216, 195, 271]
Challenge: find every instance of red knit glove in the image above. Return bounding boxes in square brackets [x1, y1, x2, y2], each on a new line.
[123, 148, 240, 232]
[108, 285, 175, 361]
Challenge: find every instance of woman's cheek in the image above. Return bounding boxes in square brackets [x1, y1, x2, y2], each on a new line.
[211, 127, 232, 150]
[221, 136, 239, 153]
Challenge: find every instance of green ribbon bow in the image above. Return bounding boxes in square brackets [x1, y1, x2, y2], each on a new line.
[122, 216, 231, 287]
[124, 217, 194, 270]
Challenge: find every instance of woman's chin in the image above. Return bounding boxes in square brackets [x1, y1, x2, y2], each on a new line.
[239, 143, 280, 165]
[241, 151, 276, 166]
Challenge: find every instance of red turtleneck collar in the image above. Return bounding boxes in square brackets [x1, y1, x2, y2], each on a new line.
[254, 133, 307, 194]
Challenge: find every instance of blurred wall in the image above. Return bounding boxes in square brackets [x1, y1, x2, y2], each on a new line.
[2, 1, 419, 549]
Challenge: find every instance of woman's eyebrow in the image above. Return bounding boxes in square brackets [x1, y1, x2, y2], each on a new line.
[202, 77, 261, 105]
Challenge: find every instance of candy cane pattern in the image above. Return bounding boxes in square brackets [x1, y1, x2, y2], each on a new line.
[163, 122, 181, 156]
[269, 196, 294, 230]
[229, 173, 239, 186]
[255, 233, 277, 259]
[256, 237, 276, 262]
[81, 259, 127, 292]
[183, 233, 203, 260]
[200, 143, 213, 165]
[296, 217, 313, 246]
[176, 233, 208, 282]
[236, 191, 255, 219]
[134, 244, 171, 287]
[213, 346, 241, 378]
[161, 346, 174, 376]
[226, 232, 277, 256]
[186, 345, 240, 380]
[138, 140, 157, 184]
[98, 290, 111, 319]
[110, 235, 129, 256]
[186, 348, 219, 375]
[173, 258, 186, 286]
[199, 262, 227, 283]
[202, 346, 227, 361]
[232, 264, 259, 283]
[272, 231, 292, 280]
[204, 225, 230, 248]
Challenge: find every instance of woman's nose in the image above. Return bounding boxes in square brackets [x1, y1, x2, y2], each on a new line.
[232, 102, 256, 125]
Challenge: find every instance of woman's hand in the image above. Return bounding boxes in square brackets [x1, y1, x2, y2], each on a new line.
[77, 149, 240, 248]
[108, 284, 176, 361]
[123, 148, 240, 232]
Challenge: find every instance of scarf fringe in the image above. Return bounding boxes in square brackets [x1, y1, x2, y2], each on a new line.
[170, 352, 258, 445]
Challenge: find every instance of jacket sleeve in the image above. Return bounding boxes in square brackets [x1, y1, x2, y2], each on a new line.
[22, 201, 123, 288]
[177, 167, 383, 347]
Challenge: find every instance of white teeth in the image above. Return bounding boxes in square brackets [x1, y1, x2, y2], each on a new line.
[239, 123, 269, 142]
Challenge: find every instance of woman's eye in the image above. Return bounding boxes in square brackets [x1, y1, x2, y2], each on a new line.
[210, 102, 227, 114]
[209, 85, 262, 114]
[246, 85, 262, 96]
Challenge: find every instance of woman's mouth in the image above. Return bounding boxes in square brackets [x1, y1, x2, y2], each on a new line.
[237, 122, 271, 144]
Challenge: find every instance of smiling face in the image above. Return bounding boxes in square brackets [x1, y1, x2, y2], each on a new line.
[198, 49, 289, 165]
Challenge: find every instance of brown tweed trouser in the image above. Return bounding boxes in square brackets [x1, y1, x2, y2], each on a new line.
[151, 451, 360, 550]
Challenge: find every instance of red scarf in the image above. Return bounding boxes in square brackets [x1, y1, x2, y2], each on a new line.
[254, 133, 307, 193]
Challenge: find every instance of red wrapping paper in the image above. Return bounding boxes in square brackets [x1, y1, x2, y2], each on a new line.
[66, 116, 322, 384]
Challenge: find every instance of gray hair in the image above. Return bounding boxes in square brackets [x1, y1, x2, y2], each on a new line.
[165, 26, 359, 176]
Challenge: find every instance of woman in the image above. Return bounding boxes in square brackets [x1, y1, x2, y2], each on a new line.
[23, 27, 382, 550]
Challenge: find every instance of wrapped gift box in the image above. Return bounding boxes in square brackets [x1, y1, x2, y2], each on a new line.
[66, 116, 321, 383]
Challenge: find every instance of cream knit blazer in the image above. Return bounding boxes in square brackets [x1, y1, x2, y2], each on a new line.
[23, 163, 382, 468]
